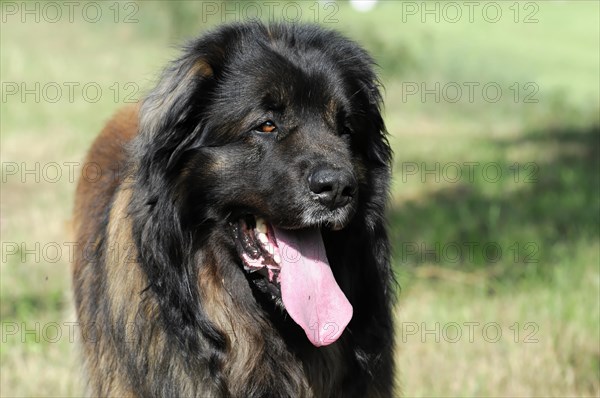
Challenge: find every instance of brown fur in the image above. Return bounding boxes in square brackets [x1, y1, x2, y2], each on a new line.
[73, 22, 395, 397]
[74, 108, 207, 396]
[73, 106, 138, 395]
[73, 108, 391, 397]
[73, 108, 343, 396]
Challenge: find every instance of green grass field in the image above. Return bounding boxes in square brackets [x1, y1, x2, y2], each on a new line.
[1, 1, 599, 396]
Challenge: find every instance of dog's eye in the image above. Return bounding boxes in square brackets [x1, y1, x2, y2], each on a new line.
[257, 121, 277, 133]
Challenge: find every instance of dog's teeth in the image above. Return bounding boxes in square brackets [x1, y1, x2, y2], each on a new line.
[258, 233, 268, 244]
[273, 253, 281, 264]
[256, 218, 267, 233]
[266, 243, 274, 255]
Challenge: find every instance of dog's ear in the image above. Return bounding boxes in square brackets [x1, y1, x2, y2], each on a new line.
[362, 80, 392, 169]
[315, 28, 392, 170]
[325, 36, 395, 388]
[136, 26, 244, 173]
[342, 51, 391, 171]
[338, 77, 396, 392]
[128, 28, 246, 362]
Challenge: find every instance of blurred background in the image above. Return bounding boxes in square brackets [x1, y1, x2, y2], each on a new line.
[1, 1, 598, 396]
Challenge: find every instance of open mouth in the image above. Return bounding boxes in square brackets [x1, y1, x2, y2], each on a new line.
[230, 215, 353, 347]
[231, 216, 282, 286]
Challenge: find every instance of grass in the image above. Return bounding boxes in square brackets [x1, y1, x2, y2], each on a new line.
[398, 251, 600, 397]
[1, 1, 599, 396]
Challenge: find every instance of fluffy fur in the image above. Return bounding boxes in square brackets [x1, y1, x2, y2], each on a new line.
[73, 22, 395, 397]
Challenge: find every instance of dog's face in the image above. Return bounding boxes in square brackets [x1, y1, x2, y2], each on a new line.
[186, 56, 361, 228]
[135, 23, 390, 346]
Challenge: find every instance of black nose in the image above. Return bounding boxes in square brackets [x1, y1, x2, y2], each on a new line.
[308, 166, 357, 209]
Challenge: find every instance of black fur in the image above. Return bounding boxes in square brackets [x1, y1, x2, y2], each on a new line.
[75, 22, 395, 397]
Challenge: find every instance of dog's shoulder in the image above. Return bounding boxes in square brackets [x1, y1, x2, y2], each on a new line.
[73, 104, 139, 251]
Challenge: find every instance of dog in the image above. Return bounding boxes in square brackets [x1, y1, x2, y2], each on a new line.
[72, 22, 395, 397]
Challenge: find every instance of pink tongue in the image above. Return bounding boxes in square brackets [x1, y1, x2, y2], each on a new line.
[271, 227, 353, 347]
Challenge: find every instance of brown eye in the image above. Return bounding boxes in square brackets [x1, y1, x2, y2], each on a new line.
[258, 121, 277, 133]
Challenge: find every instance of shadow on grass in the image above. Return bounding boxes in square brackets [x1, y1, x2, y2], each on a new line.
[389, 124, 599, 283]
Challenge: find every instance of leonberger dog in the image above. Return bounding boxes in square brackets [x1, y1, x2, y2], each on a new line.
[73, 22, 395, 397]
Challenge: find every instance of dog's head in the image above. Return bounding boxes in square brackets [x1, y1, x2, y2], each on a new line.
[131, 23, 391, 347]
